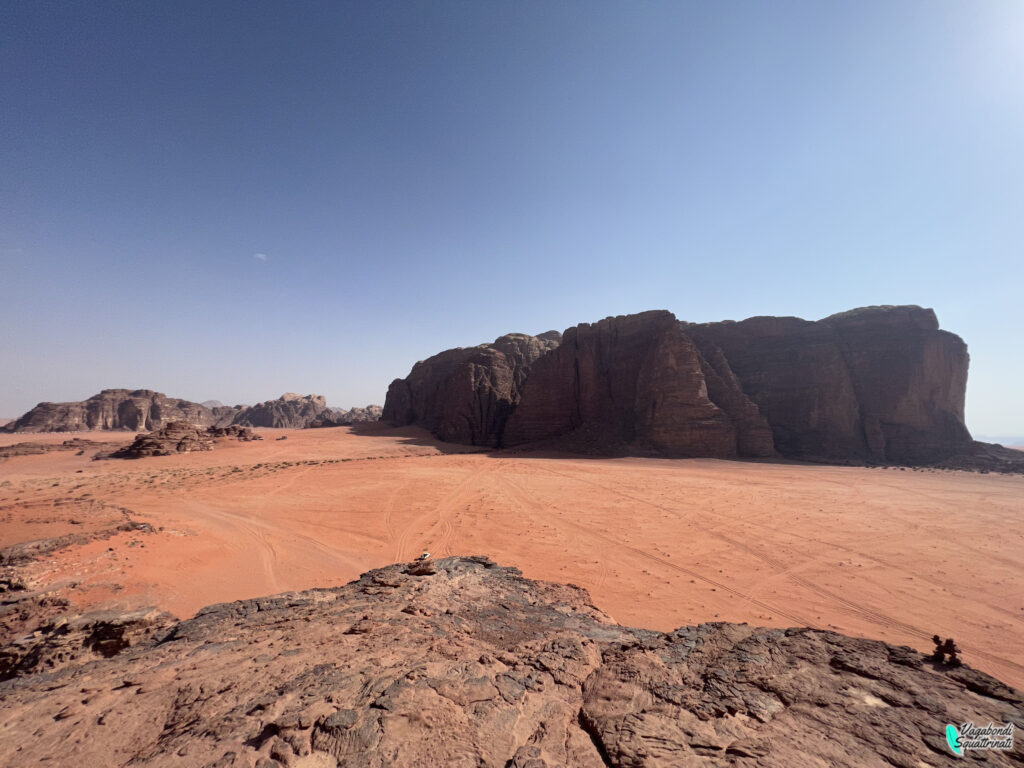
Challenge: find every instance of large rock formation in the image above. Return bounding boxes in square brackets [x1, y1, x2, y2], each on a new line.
[4, 389, 219, 433]
[223, 393, 331, 429]
[385, 306, 984, 465]
[0, 557, 1019, 767]
[383, 331, 562, 446]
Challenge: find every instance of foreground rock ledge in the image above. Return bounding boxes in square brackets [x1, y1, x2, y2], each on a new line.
[0, 558, 1020, 767]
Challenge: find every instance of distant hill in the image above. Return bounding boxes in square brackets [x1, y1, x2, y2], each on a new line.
[4, 390, 381, 432]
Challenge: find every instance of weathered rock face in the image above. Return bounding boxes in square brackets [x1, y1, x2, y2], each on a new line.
[387, 306, 976, 465]
[4, 390, 219, 433]
[225, 393, 331, 429]
[504, 312, 775, 457]
[691, 306, 972, 463]
[383, 331, 562, 446]
[0, 557, 1019, 767]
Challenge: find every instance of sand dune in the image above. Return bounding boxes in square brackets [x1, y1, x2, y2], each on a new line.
[1, 425, 1022, 688]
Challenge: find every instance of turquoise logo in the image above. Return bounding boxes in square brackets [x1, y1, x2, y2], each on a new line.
[946, 724, 963, 756]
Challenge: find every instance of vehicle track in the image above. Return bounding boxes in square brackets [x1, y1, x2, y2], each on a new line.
[497, 473, 816, 629]
[392, 461, 489, 563]
[524, 463, 1024, 678]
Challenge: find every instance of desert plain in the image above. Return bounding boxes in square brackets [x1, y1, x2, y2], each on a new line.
[1, 425, 1022, 690]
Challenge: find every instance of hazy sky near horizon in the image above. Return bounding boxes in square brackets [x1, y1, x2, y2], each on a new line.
[2, 2, 1022, 434]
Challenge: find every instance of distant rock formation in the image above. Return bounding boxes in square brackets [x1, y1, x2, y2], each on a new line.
[221, 392, 330, 429]
[105, 421, 259, 459]
[5, 391, 380, 433]
[4, 390, 219, 433]
[310, 404, 384, 428]
[385, 306, 991, 466]
[0, 557, 1019, 767]
[382, 331, 562, 446]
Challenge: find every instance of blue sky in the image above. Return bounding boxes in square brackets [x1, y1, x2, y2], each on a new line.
[2, 2, 1022, 434]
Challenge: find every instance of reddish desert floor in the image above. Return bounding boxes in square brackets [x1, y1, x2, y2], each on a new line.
[1, 426, 1023, 688]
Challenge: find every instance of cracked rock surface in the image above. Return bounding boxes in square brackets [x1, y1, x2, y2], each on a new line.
[0, 557, 1020, 767]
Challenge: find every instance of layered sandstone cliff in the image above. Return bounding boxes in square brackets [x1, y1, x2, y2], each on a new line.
[0, 557, 1019, 767]
[384, 306, 980, 465]
[382, 331, 561, 446]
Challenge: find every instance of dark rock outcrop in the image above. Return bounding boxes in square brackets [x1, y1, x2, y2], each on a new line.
[383, 331, 562, 446]
[385, 306, 985, 466]
[4, 390, 219, 433]
[0, 557, 1019, 766]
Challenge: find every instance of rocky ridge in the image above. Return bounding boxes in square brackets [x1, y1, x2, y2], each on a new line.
[0, 557, 1019, 767]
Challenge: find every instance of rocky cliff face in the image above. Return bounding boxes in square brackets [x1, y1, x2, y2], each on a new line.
[503, 312, 775, 457]
[382, 331, 562, 446]
[0, 557, 1019, 767]
[691, 306, 972, 464]
[4, 390, 220, 433]
[385, 306, 977, 465]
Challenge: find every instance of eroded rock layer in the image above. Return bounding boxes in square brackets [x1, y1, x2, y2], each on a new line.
[0, 557, 1019, 767]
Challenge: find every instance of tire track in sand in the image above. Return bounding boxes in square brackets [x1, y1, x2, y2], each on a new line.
[392, 461, 489, 563]
[497, 473, 816, 629]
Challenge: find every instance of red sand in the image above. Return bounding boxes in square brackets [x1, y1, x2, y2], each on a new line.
[1, 426, 1023, 688]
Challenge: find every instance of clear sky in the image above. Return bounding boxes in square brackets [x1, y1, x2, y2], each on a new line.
[2, 2, 1022, 434]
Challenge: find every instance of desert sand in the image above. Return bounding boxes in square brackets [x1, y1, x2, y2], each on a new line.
[1, 425, 1022, 689]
